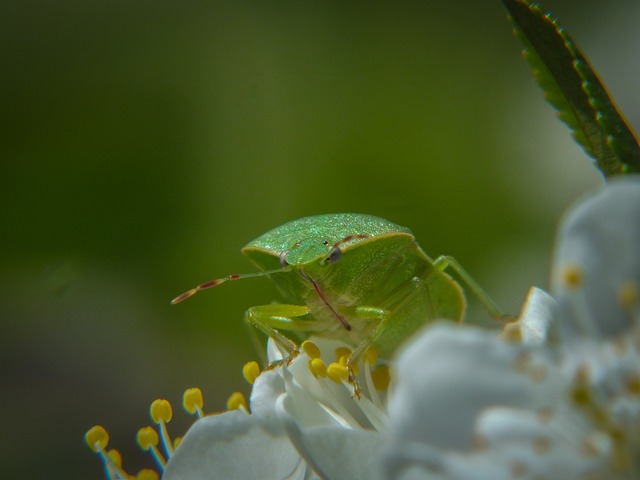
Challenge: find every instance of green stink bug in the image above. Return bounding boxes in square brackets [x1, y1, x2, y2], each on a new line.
[172, 213, 511, 395]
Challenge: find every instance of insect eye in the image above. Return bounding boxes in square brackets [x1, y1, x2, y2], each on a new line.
[323, 247, 342, 264]
[279, 250, 289, 267]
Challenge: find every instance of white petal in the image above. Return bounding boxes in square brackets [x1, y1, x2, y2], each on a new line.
[163, 410, 305, 480]
[249, 369, 288, 434]
[277, 393, 387, 480]
[164, 369, 307, 479]
[499, 287, 557, 345]
[516, 287, 557, 345]
[472, 407, 608, 479]
[552, 175, 640, 339]
[388, 323, 560, 450]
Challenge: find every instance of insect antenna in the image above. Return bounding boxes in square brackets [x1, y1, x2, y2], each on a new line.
[170, 266, 289, 305]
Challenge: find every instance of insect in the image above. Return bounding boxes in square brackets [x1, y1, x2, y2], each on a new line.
[172, 213, 511, 396]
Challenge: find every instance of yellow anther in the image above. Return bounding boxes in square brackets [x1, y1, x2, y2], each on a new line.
[338, 355, 359, 375]
[183, 388, 204, 415]
[136, 469, 160, 480]
[85, 425, 109, 452]
[302, 340, 321, 359]
[363, 347, 378, 365]
[561, 264, 584, 289]
[150, 399, 173, 424]
[242, 361, 261, 385]
[617, 281, 639, 311]
[626, 374, 640, 395]
[308, 357, 327, 378]
[173, 436, 183, 449]
[137, 427, 160, 451]
[533, 436, 552, 454]
[327, 362, 349, 384]
[226, 391, 247, 411]
[107, 449, 122, 468]
[371, 364, 391, 391]
[498, 320, 523, 343]
[335, 347, 352, 361]
[571, 365, 592, 406]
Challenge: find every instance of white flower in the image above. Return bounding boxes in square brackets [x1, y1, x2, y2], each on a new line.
[164, 336, 393, 480]
[552, 176, 640, 340]
[88, 177, 640, 480]
[162, 368, 308, 480]
[380, 176, 640, 480]
[275, 288, 556, 480]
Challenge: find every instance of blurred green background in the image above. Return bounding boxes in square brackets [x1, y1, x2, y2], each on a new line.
[2, 0, 637, 478]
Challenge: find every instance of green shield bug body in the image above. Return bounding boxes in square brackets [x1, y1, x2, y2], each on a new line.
[172, 213, 510, 396]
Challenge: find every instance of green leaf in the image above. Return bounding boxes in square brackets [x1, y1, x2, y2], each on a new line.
[501, 0, 640, 177]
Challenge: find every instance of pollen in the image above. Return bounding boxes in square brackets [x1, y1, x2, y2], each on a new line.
[137, 427, 159, 451]
[337, 354, 359, 376]
[626, 374, 640, 395]
[617, 281, 639, 312]
[242, 361, 261, 385]
[537, 407, 554, 424]
[498, 320, 523, 343]
[183, 388, 204, 416]
[137, 426, 167, 470]
[302, 340, 321, 359]
[327, 362, 349, 383]
[226, 391, 248, 411]
[529, 365, 548, 383]
[364, 347, 378, 365]
[308, 357, 327, 378]
[136, 469, 160, 480]
[107, 449, 122, 467]
[510, 460, 528, 477]
[580, 436, 600, 457]
[513, 351, 532, 374]
[560, 263, 584, 289]
[85, 425, 109, 452]
[150, 399, 173, 424]
[371, 364, 391, 391]
[571, 380, 592, 405]
[335, 347, 352, 361]
[533, 436, 552, 455]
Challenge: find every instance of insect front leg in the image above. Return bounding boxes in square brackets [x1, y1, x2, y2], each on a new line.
[244, 303, 312, 368]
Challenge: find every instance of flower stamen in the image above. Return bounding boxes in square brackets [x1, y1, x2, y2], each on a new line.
[308, 357, 327, 378]
[150, 399, 174, 458]
[364, 347, 378, 365]
[85, 426, 132, 480]
[302, 340, 321, 359]
[183, 388, 205, 418]
[85, 425, 109, 453]
[243, 361, 261, 385]
[327, 362, 349, 384]
[560, 264, 584, 289]
[335, 347, 352, 361]
[137, 426, 166, 470]
[135, 469, 160, 480]
[617, 281, 639, 313]
[226, 391, 248, 412]
[371, 364, 391, 391]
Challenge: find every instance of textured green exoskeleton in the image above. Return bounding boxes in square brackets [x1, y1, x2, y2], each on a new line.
[172, 213, 509, 395]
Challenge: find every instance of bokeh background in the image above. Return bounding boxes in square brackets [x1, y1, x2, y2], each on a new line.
[2, 0, 638, 478]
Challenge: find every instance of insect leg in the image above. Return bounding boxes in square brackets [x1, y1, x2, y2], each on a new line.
[431, 255, 515, 322]
[244, 303, 311, 368]
[345, 277, 433, 397]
